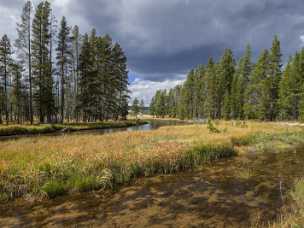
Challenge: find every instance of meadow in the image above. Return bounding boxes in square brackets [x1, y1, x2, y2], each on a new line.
[1, 120, 303, 203]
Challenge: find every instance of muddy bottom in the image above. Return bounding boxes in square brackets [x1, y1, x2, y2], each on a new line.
[1, 148, 304, 228]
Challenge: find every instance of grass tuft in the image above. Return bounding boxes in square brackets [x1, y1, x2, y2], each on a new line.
[41, 180, 66, 199]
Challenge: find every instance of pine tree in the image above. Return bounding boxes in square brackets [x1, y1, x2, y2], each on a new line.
[131, 98, 140, 118]
[218, 49, 235, 119]
[15, 0, 33, 124]
[193, 65, 206, 119]
[111, 43, 129, 119]
[268, 35, 282, 120]
[0, 84, 4, 124]
[150, 96, 156, 116]
[32, 1, 55, 123]
[280, 50, 304, 120]
[140, 99, 145, 115]
[11, 63, 23, 124]
[78, 33, 91, 120]
[237, 45, 252, 119]
[298, 50, 304, 121]
[151, 90, 168, 118]
[244, 50, 269, 119]
[71, 25, 81, 119]
[278, 59, 294, 120]
[204, 58, 217, 119]
[300, 84, 304, 121]
[182, 70, 196, 119]
[56, 16, 72, 123]
[77, 30, 129, 121]
[167, 88, 177, 117]
[0, 35, 12, 124]
[95, 34, 113, 120]
[230, 73, 241, 119]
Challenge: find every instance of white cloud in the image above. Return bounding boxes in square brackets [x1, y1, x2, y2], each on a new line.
[300, 35, 304, 45]
[0, 5, 19, 38]
[129, 77, 184, 106]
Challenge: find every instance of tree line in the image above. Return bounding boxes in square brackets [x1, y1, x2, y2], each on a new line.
[0, 0, 129, 124]
[150, 36, 304, 121]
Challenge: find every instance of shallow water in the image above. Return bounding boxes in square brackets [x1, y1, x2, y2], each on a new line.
[1, 147, 304, 227]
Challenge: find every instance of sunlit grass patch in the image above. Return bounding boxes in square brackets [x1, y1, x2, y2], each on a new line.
[0, 121, 303, 202]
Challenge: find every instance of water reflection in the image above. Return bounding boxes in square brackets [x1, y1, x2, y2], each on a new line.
[71, 119, 191, 136]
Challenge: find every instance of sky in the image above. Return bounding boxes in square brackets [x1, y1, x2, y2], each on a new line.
[1, 0, 304, 105]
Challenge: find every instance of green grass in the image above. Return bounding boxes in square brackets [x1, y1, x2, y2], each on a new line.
[232, 131, 304, 148]
[41, 181, 66, 199]
[0, 143, 235, 200]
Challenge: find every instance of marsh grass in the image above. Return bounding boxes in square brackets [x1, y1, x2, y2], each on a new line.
[0, 120, 145, 137]
[0, 121, 303, 201]
[237, 167, 254, 179]
[41, 181, 66, 199]
[207, 119, 221, 133]
[266, 179, 304, 228]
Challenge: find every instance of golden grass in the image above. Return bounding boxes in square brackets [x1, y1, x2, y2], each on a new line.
[0, 121, 302, 201]
[266, 179, 304, 228]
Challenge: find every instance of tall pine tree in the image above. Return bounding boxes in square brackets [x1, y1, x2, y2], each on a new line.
[32, 1, 55, 123]
[0, 35, 12, 124]
[56, 16, 72, 123]
[15, 1, 33, 124]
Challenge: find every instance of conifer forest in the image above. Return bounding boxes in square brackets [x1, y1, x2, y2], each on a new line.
[150, 37, 304, 121]
[0, 1, 128, 124]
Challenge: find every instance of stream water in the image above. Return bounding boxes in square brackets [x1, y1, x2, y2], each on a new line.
[0, 120, 190, 141]
[1, 146, 304, 227]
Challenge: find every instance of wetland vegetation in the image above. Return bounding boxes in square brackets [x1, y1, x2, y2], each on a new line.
[0, 121, 304, 227]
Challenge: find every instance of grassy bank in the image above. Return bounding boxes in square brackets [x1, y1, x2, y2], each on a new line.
[0, 121, 303, 202]
[232, 130, 304, 227]
[0, 120, 146, 137]
[265, 179, 304, 227]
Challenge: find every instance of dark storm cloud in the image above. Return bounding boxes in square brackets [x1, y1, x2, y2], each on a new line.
[63, 0, 304, 81]
[2, 0, 304, 81]
[128, 43, 226, 81]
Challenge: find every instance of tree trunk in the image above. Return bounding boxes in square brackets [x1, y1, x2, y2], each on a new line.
[28, 5, 33, 125]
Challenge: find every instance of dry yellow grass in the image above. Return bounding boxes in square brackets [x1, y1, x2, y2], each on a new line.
[0, 121, 302, 201]
[0, 121, 292, 171]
